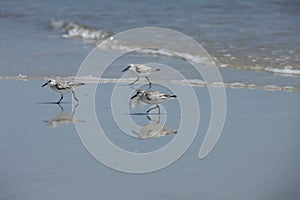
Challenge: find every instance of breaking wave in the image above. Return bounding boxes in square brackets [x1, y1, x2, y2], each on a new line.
[265, 66, 300, 75]
[48, 20, 300, 79]
[49, 19, 113, 42]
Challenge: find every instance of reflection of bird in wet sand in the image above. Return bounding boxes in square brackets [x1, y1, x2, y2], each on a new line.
[132, 115, 177, 139]
[130, 89, 177, 114]
[41, 79, 85, 104]
[122, 64, 160, 86]
[44, 104, 84, 128]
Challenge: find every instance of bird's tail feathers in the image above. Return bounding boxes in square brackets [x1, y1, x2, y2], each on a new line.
[165, 94, 177, 98]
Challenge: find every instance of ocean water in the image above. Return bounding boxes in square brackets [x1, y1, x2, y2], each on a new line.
[1, 0, 300, 90]
[1, 1, 300, 199]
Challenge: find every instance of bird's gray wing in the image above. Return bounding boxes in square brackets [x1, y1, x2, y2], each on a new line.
[136, 65, 151, 73]
[57, 82, 72, 90]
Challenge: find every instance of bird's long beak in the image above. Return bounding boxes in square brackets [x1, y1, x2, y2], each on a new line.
[122, 66, 130, 72]
[130, 93, 138, 99]
[41, 82, 48, 87]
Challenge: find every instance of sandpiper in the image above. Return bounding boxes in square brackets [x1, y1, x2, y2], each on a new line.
[122, 64, 160, 86]
[41, 79, 84, 104]
[130, 89, 177, 113]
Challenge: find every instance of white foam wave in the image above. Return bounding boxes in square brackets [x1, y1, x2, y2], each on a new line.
[72, 76, 300, 92]
[1, 75, 299, 92]
[49, 19, 113, 41]
[49, 20, 300, 77]
[98, 38, 214, 66]
[265, 66, 300, 75]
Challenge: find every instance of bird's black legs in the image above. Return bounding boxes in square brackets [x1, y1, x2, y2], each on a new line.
[147, 113, 161, 122]
[56, 91, 79, 104]
[57, 94, 63, 104]
[72, 103, 79, 115]
[57, 103, 64, 111]
[130, 77, 139, 85]
[129, 76, 152, 87]
[146, 76, 152, 87]
[72, 91, 79, 102]
[146, 76, 152, 88]
[146, 104, 160, 114]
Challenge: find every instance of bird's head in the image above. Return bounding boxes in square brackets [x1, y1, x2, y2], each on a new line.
[122, 64, 135, 72]
[42, 79, 56, 87]
[130, 89, 145, 99]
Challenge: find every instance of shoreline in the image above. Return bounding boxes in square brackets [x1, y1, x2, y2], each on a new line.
[1, 77, 300, 92]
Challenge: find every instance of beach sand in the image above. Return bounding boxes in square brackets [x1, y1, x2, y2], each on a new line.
[0, 79, 299, 199]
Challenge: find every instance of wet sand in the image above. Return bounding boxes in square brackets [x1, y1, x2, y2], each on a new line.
[0, 79, 299, 200]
